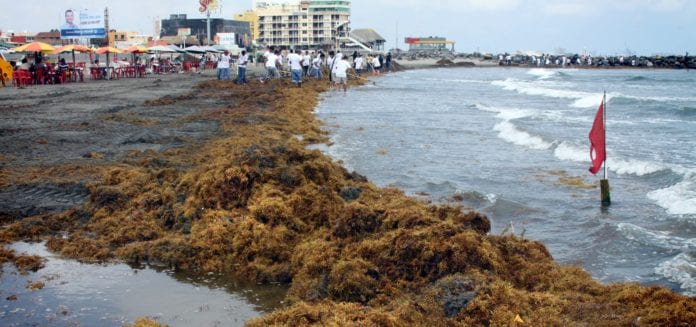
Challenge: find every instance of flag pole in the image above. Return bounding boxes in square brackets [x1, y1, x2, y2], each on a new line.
[600, 91, 611, 206]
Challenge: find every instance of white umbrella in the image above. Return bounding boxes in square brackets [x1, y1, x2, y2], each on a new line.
[148, 45, 177, 53]
[201, 46, 221, 53]
[184, 45, 206, 54]
[167, 45, 186, 53]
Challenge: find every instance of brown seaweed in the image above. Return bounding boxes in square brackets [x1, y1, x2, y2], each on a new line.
[1, 77, 694, 326]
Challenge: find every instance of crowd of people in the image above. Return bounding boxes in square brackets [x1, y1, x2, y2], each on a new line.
[214, 47, 394, 92]
[8, 47, 395, 89]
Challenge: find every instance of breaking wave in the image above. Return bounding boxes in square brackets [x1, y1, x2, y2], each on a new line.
[492, 78, 603, 108]
[655, 252, 696, 296]
[647, 171, 696, 215]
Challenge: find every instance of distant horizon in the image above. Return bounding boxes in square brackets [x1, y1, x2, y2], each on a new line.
[0, 0, 694, 55]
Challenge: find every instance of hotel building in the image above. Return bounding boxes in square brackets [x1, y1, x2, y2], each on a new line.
[255, 0, 351, 49]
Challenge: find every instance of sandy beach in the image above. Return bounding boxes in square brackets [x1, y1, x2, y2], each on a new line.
[1, 68, 694, 326]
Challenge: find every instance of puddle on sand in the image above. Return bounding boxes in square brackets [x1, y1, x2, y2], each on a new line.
[0, 242, 288, 327]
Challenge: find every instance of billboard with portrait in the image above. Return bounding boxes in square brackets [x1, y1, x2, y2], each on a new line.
[60, 9, 106, 39]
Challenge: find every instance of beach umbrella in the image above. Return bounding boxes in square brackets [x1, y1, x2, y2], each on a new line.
[184, 45, 206, 54]
[122, 45, 149, 65]
[122, 45, 148, 53]
[167, 45, 186, 53]
[53, 44, 92, 68]
[95, 46, 122, 68]
[95, 46, 122, 54]
[201, 46, 221, 53]
[148, 45, 177, 53]
[12, 41, 55, 53]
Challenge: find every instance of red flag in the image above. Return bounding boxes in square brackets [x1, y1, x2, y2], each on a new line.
[588, 98, 605, 174]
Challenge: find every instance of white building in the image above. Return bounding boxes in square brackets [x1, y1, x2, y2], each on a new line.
[256, 0, 351, 49]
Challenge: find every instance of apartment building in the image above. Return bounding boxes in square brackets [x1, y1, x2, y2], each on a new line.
[256, 0, 351, 49]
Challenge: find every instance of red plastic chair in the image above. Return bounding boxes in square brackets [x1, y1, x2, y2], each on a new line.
[34, 68, 46, 85]
[13, 70, 31, 87]
[56, 70, 68, 84]
[90, 67, 102, 80]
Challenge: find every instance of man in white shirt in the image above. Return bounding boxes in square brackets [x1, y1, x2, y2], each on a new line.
[371, 55, 381, 76]
[217, 50, 231, 80]
[287, 49, 303, 86]
[333, 56, 352, 93]
[264, 49, 280, 80]
[301, 51, 311, 77]
[311, 53, 324, 80]
[237, 50, 248, 84]
[353, 54, 364, 75]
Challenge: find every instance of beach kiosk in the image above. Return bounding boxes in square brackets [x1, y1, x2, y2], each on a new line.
[405, 37, 455, 53]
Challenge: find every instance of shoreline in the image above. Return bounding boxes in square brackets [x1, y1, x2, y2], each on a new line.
[393, 57, 695, 71]
[1, 72, 695, 325]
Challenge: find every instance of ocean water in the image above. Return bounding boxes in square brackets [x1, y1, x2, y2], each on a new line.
[315, 67, 696, 296]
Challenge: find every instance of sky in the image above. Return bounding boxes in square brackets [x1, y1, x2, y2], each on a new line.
[1, 0, 694, 55]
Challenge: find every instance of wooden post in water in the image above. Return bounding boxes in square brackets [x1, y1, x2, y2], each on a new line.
[600, 179, 610, 206]
[601, 92, 610, 206]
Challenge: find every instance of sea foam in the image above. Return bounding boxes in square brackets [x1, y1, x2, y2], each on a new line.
[493, 121, 553, 150]
[474, 104, 553, 150]
[492, 78, 603, 108]
[655, 252, 696, 296]
[647, 172, 696, 215]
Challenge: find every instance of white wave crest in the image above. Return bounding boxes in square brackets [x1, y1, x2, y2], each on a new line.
[491, 78, 606, 108]
[552, 142, 667, 177]
[493, 121, 552, 150]
[617, 223, 696, 251]
[608, 157, 666, 176]
[527, 68, 557, 80]
[553, 142, 587, 162]
[647, 172, 696, 215]
[655, 252, 696, 296]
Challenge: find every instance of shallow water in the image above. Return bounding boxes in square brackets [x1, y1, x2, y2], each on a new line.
[0, 242, 287, 326]
[316, 67, 696, 296]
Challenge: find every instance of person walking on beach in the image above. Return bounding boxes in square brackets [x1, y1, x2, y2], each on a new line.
[386, 52, 392, 72]
[311, 53, 324, 80]
[333, 56, 353, 93]
[354, 54, 364, 76]
[217, 50, 231, 80]
[371, 55, 382, 76]
[237, 50, 248, 85]
[264, 49, 280, 81]
[287, 49, 303, 87]
[301, 51, 311, 77]
[327, 51, 336, 82]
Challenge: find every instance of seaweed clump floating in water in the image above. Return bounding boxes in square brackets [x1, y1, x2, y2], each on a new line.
[1, 78, 694, 325]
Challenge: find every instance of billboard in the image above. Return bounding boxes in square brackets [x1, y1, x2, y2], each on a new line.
[177, 28, 192, 37]
[60, 9, 106, 39]
[217, 33, 236, 46]
[199, 0, 219, 13]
